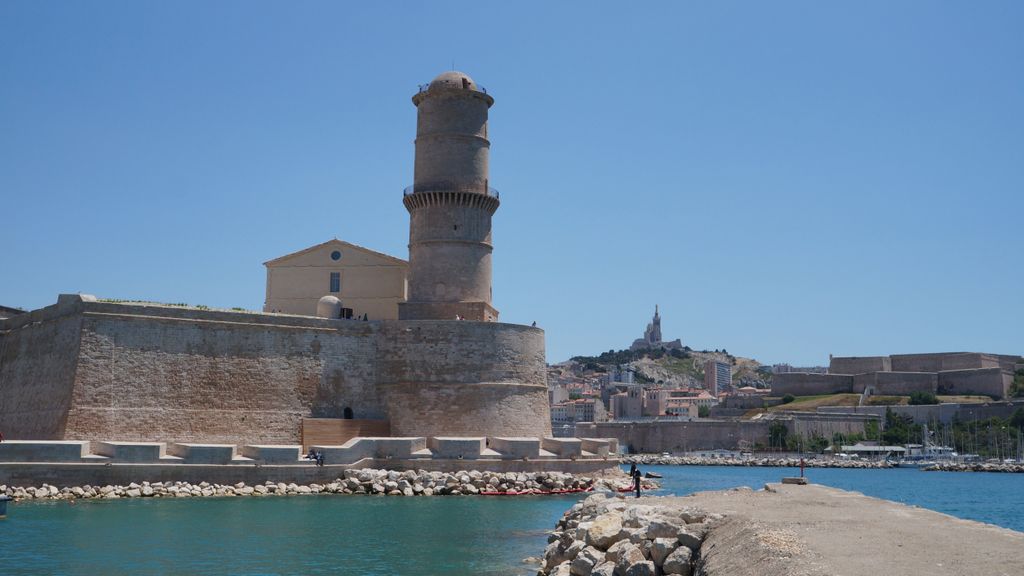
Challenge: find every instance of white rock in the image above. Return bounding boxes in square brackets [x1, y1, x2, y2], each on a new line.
[570, 546, 604, 576]
[605, 540, 633, 564]
[591, 561, 616, 576]
[551, 561, 573, 576]
[585, 513, 624, 550]
[676, 524, 706, 551]
[662, 546, 693, 575]
[616, 544, 646, 575]
[622, 505, 657, 528]
[650, 538, 677, 567]
[625, 560, 656, 576]
[647, 519, 684, 540]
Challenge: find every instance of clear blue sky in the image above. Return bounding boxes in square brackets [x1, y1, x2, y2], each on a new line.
[2, 2, 1021, 365]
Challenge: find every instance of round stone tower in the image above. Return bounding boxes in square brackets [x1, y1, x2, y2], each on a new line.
[398, 71, 500, 322]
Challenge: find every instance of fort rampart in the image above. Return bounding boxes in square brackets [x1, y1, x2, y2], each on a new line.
[0, 295, 551, 444]
[774, 351, 1020, 399]
[575, 413, 875, 454]
[769, 373, 854, 397]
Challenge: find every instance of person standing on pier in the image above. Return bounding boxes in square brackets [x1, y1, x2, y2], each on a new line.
[633, 468, 642, 498]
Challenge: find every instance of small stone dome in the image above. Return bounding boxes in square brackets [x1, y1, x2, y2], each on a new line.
[429, 70, 477, 91]
[316, 295, 343, 319]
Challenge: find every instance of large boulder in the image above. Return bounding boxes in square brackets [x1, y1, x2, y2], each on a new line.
[647, 519, 685, 540]
[585, 513, 624, 550]
[569, 546, 604, 576]
[615, 544, 647, 576]
[676, 524, 707, 551]
[622, 505, 657, 528]
[605, 540, 634, 564]
[650, 538, 678, 567]
[551, 561, 572, 576]
[591, 562, 616, 576]
[662, 546, 693, 576]
[544, 540, 584, 572]
[624, 561, 656, 576]
[677, 508, 707, 524]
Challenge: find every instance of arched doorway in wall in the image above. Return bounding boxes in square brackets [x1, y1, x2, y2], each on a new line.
[343, 407, 354, 420]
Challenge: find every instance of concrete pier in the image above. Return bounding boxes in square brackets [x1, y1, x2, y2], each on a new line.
[676, 484, 1023, 576]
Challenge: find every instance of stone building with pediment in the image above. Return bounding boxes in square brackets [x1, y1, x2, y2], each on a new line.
[263, 239, 408, 321]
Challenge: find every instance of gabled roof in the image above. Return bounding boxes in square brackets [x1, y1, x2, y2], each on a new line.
[263, 238, 407, 266]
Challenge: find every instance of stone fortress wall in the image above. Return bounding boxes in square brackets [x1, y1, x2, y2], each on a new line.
[772, 352, 1019, 399]
[576, 412, 875, 454]
[0, 294, 551, 445]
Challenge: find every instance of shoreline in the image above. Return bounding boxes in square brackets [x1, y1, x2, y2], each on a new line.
[623, 454, 892, 469]
[923, 462, 1024, 473]
[1, 468, 658, 503]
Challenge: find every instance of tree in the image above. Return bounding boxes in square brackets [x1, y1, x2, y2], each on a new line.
[1010, 408, 1024, 431]
[882, 407, 921, 445]
[1011, 370, 1024, 398]
[782, 394, 795, 404]
[698, 405, 710, 418]
[909, 391, 939, 405]
[768, 421, 789, 451]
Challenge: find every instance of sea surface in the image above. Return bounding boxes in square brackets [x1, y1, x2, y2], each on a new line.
[1, 466, 1020, 575]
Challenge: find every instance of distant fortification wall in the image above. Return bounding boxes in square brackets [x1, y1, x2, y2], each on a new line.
[577, 420, 770, 453]
[786, 413, 878, 439]
[0, 296, 550, 444]
[829, 356, 890, 375]
[577, 413, 874, 453]
[852, 372, 937, 395]
[937, 368, 1009, 399]
[771, 373, 853, 397]
[819, 400, 1024, 426]
[890, 352, 999, 373]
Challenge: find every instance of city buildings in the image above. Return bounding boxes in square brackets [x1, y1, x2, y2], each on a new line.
[704, 360, 732, 396]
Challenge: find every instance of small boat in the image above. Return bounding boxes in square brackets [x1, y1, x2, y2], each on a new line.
[644, 472, 663, 479]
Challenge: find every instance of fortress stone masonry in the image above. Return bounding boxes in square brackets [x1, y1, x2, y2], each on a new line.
[772, 352, 1021, 399]
[0, 294, 550, 443]
[0, 72, 575, 474]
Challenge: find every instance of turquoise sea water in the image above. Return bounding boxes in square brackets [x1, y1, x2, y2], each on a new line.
[1, 466, 1020, 575]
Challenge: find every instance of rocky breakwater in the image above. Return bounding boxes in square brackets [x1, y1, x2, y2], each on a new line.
[624, 454, 891, 469]
[538, 493, 715, 576]
[1, 469, 617, 501]
[923, 461, 1024, 473]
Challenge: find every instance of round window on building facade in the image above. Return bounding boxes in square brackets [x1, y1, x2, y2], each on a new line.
[330, 250, 341, 261]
